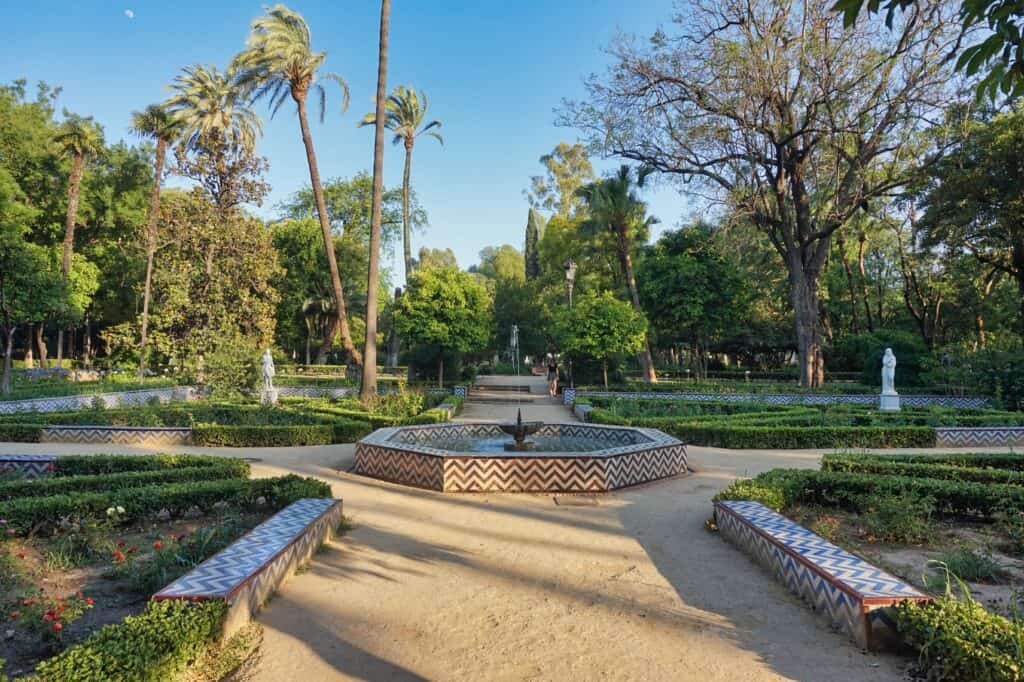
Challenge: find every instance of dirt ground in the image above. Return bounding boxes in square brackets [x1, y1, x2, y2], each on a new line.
[5, 400, 1010, 681]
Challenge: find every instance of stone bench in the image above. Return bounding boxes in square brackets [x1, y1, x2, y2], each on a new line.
[0, 455, 57, 479]
[154, 497, 343, 635]
[40, 425, 192, 446]
[715, 500, 930, 650]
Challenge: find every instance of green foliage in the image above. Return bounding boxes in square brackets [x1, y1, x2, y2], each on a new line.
[192, 424, 335, 447]
[0, 463, 250, 501]
[828, 330, 929, 387]
[34, 600, 228, 682]
[862, 494, 934, 543]
[53, 454, 235, 477]
[558, 291, 647, 387]
[822, 453, 1024, 485]
[524, 209, 546, 280]
[934, 548, 1008, 583]
[820, 451, 1024, 471]
[525, 142, 595, 219]
[896, 595, 1024, 682]
[712, 480, 785, 511]
[0, 423, 43, 442]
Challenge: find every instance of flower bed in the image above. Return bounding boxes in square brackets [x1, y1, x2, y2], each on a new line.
[713, 452, 1024, 678]
[0, 455, 330, 678]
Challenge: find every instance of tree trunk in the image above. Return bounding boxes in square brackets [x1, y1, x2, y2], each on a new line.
[836, 234, 861, 333]
[857, 232, 874, 331]
[56, 152, 84, 372]
[56, 330, 63, 369]
[361, 0, 391, 402]
[305, 333, 312, 366]
[615, 226, 657, 384]
[83, 315, 92, 368]
[138, 137, 167, 380]
[294, 95, 362, 367]
[24, 324, 34, 369]
[1, 329, 13, 395]
[790, 264, 825, 388]
[602, 359, 609, 390]
[438, 355, 444, 389]
[35, 325, 47, 368]
[402, 140, 413, 282]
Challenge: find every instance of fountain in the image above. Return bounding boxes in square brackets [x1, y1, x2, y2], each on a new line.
[499, 409, 543, 451]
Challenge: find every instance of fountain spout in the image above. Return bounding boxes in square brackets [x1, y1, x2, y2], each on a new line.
[499, 409, 543, 451]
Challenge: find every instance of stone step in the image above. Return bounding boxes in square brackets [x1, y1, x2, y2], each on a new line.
[470, 384, 532, 393]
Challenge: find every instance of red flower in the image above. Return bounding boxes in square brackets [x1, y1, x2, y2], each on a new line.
[43, 614, 53, 622]
[76, 592, 83, 599]
[86, 598, 94, 606]
[10, 611, 20, 620]
[127, 546, 137, 554]
[57, 604, 65, 612]
[116, 540, 126, 548]
[154, 541, 163, 549]
[52, 622, 62, 632]
[54, 597, 63, 602]
[22, 598, 34, 606]
[16, 553, 24, 559]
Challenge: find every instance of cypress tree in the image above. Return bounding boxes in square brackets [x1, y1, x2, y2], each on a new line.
[524, 208, 546, 280]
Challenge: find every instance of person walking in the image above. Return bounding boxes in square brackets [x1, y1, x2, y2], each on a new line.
[546, 355, 560, 398]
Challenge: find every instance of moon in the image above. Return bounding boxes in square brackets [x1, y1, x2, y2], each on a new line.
[124, 9, 135, 19]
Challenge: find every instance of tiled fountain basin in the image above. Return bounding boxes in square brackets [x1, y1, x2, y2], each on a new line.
[354, 422, 689, 493]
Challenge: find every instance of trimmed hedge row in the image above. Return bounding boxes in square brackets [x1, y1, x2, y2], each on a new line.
[192, 419, 374, 446]
[0, 423, 43, 442]
[53, 454, 236, 477]
[0, 474, 331, 532]
[896, 597, 1024, 682]
[752, 469, 1024, 518]
[825, 452, 1024, 471]
[0, 463, 250, 501]
[35, 600, 227, 682]
[822, 454, 1024, 486]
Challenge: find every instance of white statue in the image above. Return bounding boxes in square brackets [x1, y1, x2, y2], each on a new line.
[881, 348, 897, 396]
[260, 349, 276, 392]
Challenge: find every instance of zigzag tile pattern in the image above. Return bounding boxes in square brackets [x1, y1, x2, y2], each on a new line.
[276, 386, 351, 399]
[573, 391, 989, 409]
[155, 498, 342, 636]
[354, 423, 687, 492]
[0, 455, 57, 479]
[716, 501, 929, 650]
[40, 426, 191, 445]
[0, 386, 195, 414]
[936, 427, 1024, 447]
[353, 445, 444, 489]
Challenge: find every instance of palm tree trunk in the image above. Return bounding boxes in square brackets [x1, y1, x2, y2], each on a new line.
[402, 139, 413, 282]
[615, 227, 657, 384]
[138, 137, 167, 380]
[57, 153, 84, 370]
[35, 325, 47, 368]
[294, 95, 362, 367]
[360, 0, 391, 402]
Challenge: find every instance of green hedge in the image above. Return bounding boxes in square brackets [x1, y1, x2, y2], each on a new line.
[193, 424, 333, 447]
[824, 452, 1024, 471]
[53, 454, 237, 477]
[822, 454, 1024, 486]
[0, 474, 331, 532]
[896, 597, 1024, 682]
[752, 469, 1024, 518]
[0, 423, 43, 442]
[0, 463, 250, 501]
[35, 600, 227, 682]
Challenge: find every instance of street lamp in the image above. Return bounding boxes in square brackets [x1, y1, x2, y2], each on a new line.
[564, 259, 577, 388]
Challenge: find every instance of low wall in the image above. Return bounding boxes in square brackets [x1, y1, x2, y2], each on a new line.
[0, 386, 197, 415]
[276, 386, 351, 399]
[40, 425, 192, 446]
[935, 427, 1024, 448]
[564, 388, 989, 409]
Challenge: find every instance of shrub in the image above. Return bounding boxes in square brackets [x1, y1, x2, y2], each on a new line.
[34, 600, 227, 682]
[712, 479, 786, 511]
[192, 424, 333, 447]
[933, 548, 1009, 584]
[0, 424, 43, 442]
[331, 419, 374, 443]
[896, 596, 1024, 682]
[659, 423, 936, 449]
[862, 494, 935, 543]
[822, 454, 1024, 486]
[54, 454, 237, 477]
[0, 463, 250, 501]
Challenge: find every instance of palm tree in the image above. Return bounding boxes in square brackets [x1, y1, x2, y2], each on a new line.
[164, 64, 262, 152]
[359, 85, 442, 282]
[131, 104, 185, 380]
[577, 165, 659, 384]
[359, 0, 392, 400]
[232, 4, 361, 366]
[54, 114, 104, 367]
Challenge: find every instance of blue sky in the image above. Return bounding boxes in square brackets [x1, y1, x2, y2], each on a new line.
[2, 1, 690, 272]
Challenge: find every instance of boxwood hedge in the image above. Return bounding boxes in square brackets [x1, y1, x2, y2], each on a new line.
[821, 453, 1024, 486]
[0, 463, 250, 501]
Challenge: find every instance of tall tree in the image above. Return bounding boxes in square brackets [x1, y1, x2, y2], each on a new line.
[576, 166, 658, 383]
[360, 85, 442, 283]
[53, 113, 103, 367]
[361, 0, 391, 400]
[130, 103, 184, 379]
[232, 3, 361, 365]
[563, 0, 959, 386]
[558, 291, 648, 389]
[525, 142, 595, 218]
[164, 65, 262, 152]
[524, 208, 546, 280]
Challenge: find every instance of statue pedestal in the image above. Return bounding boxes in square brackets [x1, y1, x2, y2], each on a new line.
[261, 389, 279, 406]
[879, 393, 900, 412]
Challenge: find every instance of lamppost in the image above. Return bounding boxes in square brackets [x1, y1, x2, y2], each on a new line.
[564, 259, 577, 388]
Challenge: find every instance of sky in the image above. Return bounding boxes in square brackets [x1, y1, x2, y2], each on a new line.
[1, 1, 692, 274]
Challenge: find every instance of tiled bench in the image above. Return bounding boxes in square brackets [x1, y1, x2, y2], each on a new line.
[154, 497, 343, 636]
[715, 500, 930, 650]
[0, 455, 57, 479]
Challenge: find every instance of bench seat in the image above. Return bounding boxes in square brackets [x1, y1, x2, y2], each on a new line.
[715, 500, 930, 650]
[0, 455, 56, 479]
[154, 497, 343, 635]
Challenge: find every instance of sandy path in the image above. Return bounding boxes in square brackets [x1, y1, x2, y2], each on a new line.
[0, 401, 952, 680]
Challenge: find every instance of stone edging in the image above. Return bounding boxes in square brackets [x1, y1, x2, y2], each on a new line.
[153, 498, 343, 636]
[0, 455, 57, 479]
[40, 425, 192, 446]
[0, 386, 197, 415]
[935, 427, 1024, 447]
